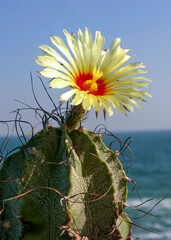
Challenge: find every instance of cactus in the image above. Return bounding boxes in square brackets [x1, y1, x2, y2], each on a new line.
[0, 123, 132, 240]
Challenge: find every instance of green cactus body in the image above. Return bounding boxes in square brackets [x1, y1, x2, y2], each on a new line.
[0, 127, 132, 240]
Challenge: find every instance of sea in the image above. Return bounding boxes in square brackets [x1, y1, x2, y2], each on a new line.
[0, 130, 171, 240]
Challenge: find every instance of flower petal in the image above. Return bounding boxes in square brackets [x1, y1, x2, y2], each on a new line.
[105, 62, 146, 83]
[71, 91, 86, 105]
[35, 56, 74, 79]
[109, 88, 152, 99]
[107, 80, 151, 90]
[98, 97, 113, 116]
[104, 95, 142, 112]
[39, 45, 76, 77]
[88, 94, 100, 112]
[39, 68, 60, 78]
[100, 37, 134, 77]
[39, 68, 74, 82]
[82, 94, 92, 111]
[60, 89, 78, 101]
[92, 31, 105, 69]
[49, 79, 77, 89]
[35, 55, 58, 69]
[50, 34, 79, 75]
[63, 30, 84, 73]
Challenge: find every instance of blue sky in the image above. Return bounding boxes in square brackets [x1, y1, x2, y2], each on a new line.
[0, 0, 171, 135]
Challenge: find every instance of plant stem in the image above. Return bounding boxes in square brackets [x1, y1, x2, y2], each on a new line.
[64, 104, 87, 132]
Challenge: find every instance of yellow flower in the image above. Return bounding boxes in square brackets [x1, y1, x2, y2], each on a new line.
[35, 28, 151, 116]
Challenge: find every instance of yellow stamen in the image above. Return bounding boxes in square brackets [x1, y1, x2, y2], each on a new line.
[83, 68, 103, 92]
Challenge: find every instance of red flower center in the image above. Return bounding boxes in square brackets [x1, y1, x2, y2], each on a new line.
[75, 72, 107, 96]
